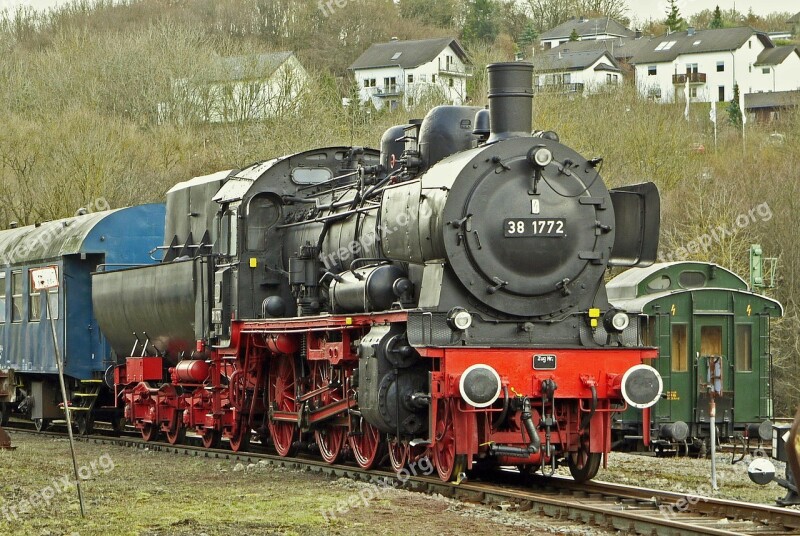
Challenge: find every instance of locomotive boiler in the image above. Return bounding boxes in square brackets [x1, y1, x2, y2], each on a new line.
[93, 62, 664, 481]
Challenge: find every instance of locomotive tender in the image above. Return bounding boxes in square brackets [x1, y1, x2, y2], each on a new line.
[93, 62, 664, 482]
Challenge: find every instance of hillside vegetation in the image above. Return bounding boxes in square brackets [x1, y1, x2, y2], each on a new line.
[0, 0, 798, 412]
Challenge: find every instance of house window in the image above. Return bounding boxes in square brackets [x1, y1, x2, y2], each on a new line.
[562, 73, 571, 84]
[448, 77, 454, 87]
[11, 271, 22, 322]
[736, 324, 752, 372]
[383, 77, 397, 91]
[718, 86, 725, 101]
[762, 67, 770, 74]
[748, 65, 752, 73]
[689, 86, 698, 98]
[544, 42, 552, 50]
[363, 78, 376, 88]
[606, 73, 612, 82]
[407, 74, 414, 84]
[685, 63, 698, 74]
[648, 65, 657, 75]
[716, 61, 725, 72]
[431, 74, 436, 83]
[671, 324, 688, 372]
[748, 40, 752, 49]
[0, 273, 5, 323]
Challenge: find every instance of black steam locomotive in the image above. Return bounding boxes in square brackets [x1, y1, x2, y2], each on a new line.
[93, 62, 663, 482]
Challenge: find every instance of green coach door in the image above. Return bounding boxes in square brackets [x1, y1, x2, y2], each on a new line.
[665, 318, 692, 424]
[693, 316, 732, 429]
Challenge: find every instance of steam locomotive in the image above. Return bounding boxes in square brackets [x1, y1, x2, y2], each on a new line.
[84, 62, 663, 482]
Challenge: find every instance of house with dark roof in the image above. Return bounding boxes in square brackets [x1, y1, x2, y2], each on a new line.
[788, 12, 800, 36]
[630, 27, 800, 104]
[744, 89, 800, 122]
[539, 17, 634, 50]
[533, 47, 623, 95]
[166, 52, 308, 123]
[349, 37, 470, 110]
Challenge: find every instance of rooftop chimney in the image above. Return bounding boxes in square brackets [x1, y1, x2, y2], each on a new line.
[635, 28, 642, 39]
[486, 62, 534, 143]
[687, 27, 695, 36]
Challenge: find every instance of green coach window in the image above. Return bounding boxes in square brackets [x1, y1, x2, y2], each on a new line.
[671, 324, 688, 372]
[736, 324, 752, 372]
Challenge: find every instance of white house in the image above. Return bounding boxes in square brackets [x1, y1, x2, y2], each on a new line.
[533, 47, 623, 95]
[167, 52, 308, 123]
[539, 17, 635, 50]
[630, 27, 800, 104]
[349, 37, 470, 111]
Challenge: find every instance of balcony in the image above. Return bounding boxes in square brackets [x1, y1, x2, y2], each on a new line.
[672, 72, 707, 84]
[374, 84, 403, 97]
[438, 66, 474, 77]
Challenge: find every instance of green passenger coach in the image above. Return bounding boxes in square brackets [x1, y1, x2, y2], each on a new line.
[607, 262, 783, 454]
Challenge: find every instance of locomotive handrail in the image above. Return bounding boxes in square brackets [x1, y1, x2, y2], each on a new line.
[95, 263, 154, 272]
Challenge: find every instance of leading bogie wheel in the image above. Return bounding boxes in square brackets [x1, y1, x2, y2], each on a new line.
[567, 435, 601, 483]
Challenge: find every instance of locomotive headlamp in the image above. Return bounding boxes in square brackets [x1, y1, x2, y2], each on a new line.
[459, 364, 502, 408]
[448, 307, 473, 331]
[529, 146, 553, 168]
[603, 309, 630, 332]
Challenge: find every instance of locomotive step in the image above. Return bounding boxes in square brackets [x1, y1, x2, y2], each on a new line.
[72, 393, 98, 397]
[79, 379, 104, 384]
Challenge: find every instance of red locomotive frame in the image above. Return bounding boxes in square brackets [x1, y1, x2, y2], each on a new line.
[117, 310, 656, 482]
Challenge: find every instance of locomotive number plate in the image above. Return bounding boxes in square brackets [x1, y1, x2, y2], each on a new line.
[504, 219, 566, 237]
[533, 354, 557, 370]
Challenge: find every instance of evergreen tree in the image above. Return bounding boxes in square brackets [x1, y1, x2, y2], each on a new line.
[728, 84, 743, 126]
[710, 6, 723, 29]
[462, 0, 498, 45]
[518, 21, 538, 49]
[517, 22, 539, 59]
[665, 0, 685, 32]
[569, 28, 579, 41]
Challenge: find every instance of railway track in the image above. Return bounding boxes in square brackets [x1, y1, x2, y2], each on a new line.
[5, 423, 800, 535]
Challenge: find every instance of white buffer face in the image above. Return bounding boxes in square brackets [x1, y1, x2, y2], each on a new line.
[620, 364, 663, 409]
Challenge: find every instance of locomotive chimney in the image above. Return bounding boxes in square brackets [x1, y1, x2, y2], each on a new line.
[486, 62, 534, 143]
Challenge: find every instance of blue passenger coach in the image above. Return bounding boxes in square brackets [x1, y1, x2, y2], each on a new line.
[0, 204, 165, 432]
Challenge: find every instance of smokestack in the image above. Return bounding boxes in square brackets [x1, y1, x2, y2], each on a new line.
[486, 62, 534, 143]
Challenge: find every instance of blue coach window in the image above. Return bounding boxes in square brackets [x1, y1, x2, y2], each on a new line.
[11, 271, 22, 323]
[0, 273, 5, 323]
[28, 268, 58, 321]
